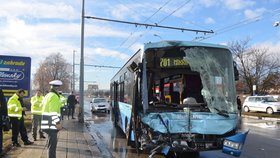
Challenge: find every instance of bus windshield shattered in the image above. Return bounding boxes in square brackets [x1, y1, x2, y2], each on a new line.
[145, 46, 237, 114]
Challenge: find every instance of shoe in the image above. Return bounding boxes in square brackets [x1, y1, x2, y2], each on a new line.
[13, 143, 21, 147]
[40, 135, 46, 139]
[24, 140, 34, 145]
[33, 137, 37, 141]
[72, 117, 75, 119]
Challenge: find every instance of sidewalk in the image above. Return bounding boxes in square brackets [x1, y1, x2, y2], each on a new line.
[4, 119, 102, 158]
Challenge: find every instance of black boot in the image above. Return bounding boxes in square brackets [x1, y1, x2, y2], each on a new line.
[24, 140, 33, 145]
[13, 142, 21, 147]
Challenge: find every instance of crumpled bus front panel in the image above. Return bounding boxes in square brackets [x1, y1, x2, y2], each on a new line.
[141, 112, 237, 135]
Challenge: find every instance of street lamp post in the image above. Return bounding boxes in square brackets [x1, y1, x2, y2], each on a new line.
[79, 0, 85, 123]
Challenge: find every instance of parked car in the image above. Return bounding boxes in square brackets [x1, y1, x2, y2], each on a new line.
[242, 96, 280, 114]
[90, 98, 110, 113]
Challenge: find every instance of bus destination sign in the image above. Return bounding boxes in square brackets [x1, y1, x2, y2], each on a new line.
[160, 58, 189, 68]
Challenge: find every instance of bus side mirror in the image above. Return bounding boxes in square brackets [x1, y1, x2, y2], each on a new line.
[233, 61, 239, 81]
[128, 61, 138, 72]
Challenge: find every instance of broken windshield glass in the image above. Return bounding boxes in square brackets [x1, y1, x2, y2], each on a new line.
[183, 47, 237, 113]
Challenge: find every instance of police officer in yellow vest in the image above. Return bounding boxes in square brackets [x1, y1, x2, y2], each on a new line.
[41, 80, 63, 158]
[58, 92, 67, 120]
[31, 90, 45, 141]
[7, 89, 33, 147]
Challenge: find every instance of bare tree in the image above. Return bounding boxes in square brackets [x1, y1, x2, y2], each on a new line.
[228, 38, 280, 95]
[33, 53, 71, 93]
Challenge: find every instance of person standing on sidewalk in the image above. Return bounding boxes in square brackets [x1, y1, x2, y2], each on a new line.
[7, 89, 33, 147]
[67, 91, 77, 119]
[0, 89, 8, 155]
[31, 90, 45, 141]
[237, 96, 242, 117]
[41, 80, 63, 158]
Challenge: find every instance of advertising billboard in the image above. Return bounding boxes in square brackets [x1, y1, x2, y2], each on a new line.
[0, 55, 31, 97]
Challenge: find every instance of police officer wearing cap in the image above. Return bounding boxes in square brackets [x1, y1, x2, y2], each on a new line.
[41, 80, 63, 158]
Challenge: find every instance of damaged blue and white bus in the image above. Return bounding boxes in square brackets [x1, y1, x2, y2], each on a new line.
[110, 41, 248, 157]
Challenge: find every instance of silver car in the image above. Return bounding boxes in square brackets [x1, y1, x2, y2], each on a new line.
[90, 98, 110, 113]
[243, 96, 280, 114]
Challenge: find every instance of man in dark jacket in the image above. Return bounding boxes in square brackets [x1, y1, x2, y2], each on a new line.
[237, 96, 242, 116]
[67, 92, 77, 119]
[0, 89, 8, 155]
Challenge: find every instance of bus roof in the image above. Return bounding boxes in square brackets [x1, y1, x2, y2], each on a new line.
[110, 40, 230, 82]
[144, 40, 228, 51]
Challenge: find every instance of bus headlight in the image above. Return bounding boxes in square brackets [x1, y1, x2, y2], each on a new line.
[223, 140, 242, 150]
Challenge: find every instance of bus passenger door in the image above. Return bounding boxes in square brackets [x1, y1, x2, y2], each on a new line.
[113, 82, 119, 126]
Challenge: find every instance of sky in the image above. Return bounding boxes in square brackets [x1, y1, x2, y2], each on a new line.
[0, 0, 280, 90]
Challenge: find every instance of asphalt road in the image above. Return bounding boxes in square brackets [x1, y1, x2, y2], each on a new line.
[83, 99, 280, 158]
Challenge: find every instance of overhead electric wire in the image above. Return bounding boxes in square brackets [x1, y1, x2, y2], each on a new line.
[86, 0, 173, 69]
[195, 7, 280, 41]
[195, 17, 261, 41]
[117, 0, 173, 47]
[84, 16, 213, 33]
[126, 0, 212, 31]
[121, 0, 194, 53]
[75, 64, 121, 69]
[87, 1, 210, 69]
[100, 0, 174, 68]
[158, 0, 191, 23]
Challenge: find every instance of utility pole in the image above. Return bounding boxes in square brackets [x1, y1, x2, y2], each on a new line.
[73, 50, 76, 93]
[79, 0, 85, 123]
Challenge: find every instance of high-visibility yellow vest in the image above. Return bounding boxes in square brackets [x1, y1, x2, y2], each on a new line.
[41, 92, 62, 130]
[7, 93, 23, 119]
[59, 94, 67, 107]
[31, 95, 44, 115]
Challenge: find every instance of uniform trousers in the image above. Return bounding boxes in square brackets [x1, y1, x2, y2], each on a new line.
[32, 114, 44, 139]
[10, 117, 29, 144]
[45, 129, 58, 158]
